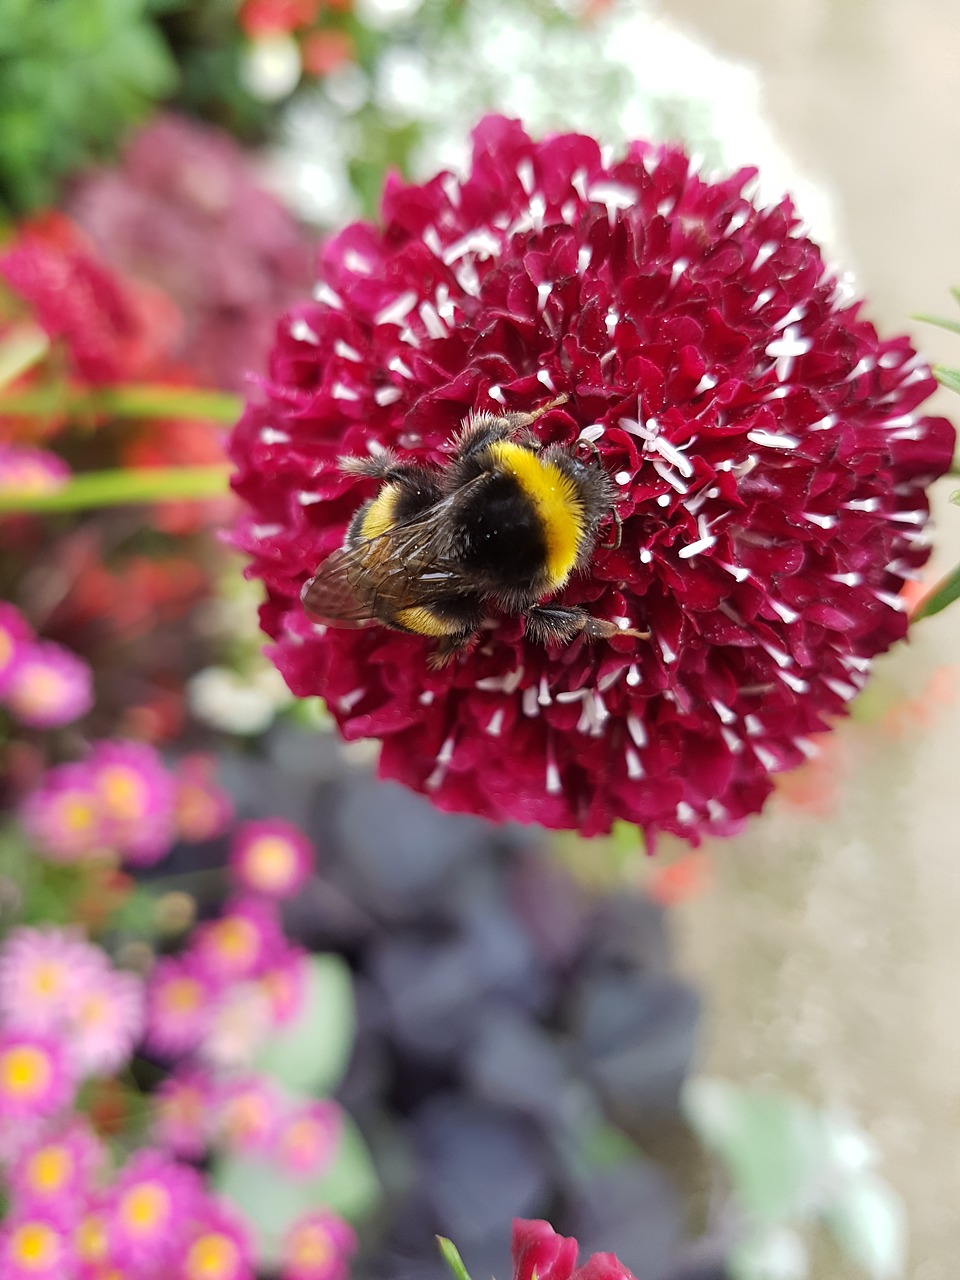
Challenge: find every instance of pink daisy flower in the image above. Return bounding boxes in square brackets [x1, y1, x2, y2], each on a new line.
[213, 1075, 282, 1155]
[281, 1210, 357, 1280]
[229, 115, 954, 842]
[0, 445, 71, 498]
[0, 1030, 74, 1119]
[0, 927, 102, 1032]
[192, 897, 285, 984]
[144, 955, 217, 1058]
[228, 819, 314, 899]
[179, 1199, 254, 1280]
[88, 739, 176, 867]
[173, 755, 234, 843]
[107, 1149, 202, 1270]
[0, 602, 33, 697]
[0, 1211, 76, 1280]
[257, 943, 309, 1026]
[67, 965, 144, 1078]
[19, 763, 104, 863]
[200, 981, 273, 1070]
[152, 1066, 216, 1160]
[4, 640, 93, 729]
[274, 1100, 342, 1178]
[74, 1201, 115, 1279]
[9, 1120, 105, 1213]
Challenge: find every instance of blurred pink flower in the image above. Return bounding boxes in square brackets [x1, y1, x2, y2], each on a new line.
[106, 1149, 203, 1271]
[152, 1066, 217, 1160]
[257, 943, 309, 1025]
[19, 762, 104, 862]
[0, 445, 70, 497]
[274, 1099, 342, 1177]
[180, 1199, 255, 1280]
[8, 1120, 105, 1214]
[4, 640, 93, 729]
[229, 818, 315, 899]
[0, 1212, 75, 1280]
[144, 955, 218, 1058]
[173, 754, 234, 843]
[214, 1075, 283, 1155]
[88, 739, 176, 867]
[193, 896, 286, 984]
[0, 1030, 75, 1120]
[0, 927, 101, 1032]
[67, 966, 144, 1077]
[282, 1210, 357, 1280]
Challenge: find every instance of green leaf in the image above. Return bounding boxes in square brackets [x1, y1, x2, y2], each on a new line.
[212, 1115, 380, 1267]
[912, 313, 960, 337]
[0, 465, 230, 514]
[933, 365, 960, 395]
[0, 323, 49, 390]
[825, 1174, 907, 1280]
[252, 954, 356, 1095]
[437, 1237, 474, 1280]
[910, 562, 960, 620]
[683, 1078, 829, 1223]
[729, 1226, 808, 1280]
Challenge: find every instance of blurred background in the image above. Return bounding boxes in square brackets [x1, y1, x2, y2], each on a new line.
[0, 2, 958, 1279]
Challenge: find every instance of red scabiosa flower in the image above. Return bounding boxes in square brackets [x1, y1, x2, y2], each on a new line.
[229, 116, 955, 842]
[512, 1220, 638, 1280]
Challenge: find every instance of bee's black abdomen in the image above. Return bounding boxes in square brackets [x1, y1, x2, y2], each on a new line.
[455, 474, 548, 588]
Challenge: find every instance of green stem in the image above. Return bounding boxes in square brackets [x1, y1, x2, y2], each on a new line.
[0, 466, 231, 513]
[0, 384, 243, 423]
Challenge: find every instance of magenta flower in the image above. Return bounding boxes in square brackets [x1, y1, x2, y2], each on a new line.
[19, 764, 104, 863]
[0, 1030, 74, 1119]
[512, 1220, 638, 1280]
[9, 1121, 105, 1213]
[106, 1149, 202, 1270]
[152, 1066, 216, 1160]
[0, 446, 71, 497]
[274, 1099, 342, 1177]
[88, 739, 176, 867]
[192, 897, 285, 984]
[0, 1212, 75, 1280]
[179, 1199, 254, 1280]
[0, 927, 100, 1032]
[173, 754, 234, 843]
[144, 955, 217, 1058]
[0, 603, 34, 697]
[229, 116, 954, 841]
[256, 943, 309, 1025]
[281, 1210, 357, 1280]
[229, 819, 315, 899]
[67, 965, 144, 1078]
[4, 641, 93, 729]
[214, 1075, 282, 1154]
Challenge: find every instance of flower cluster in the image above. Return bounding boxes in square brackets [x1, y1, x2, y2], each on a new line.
[0, 603, 93, 730]
[230, 115, 954, 841]
[20, 741, 232, 866]
[0, 928, 144, 1122]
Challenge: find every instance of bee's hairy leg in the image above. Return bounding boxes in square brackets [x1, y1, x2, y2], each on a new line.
[338, 450, 427, 481]
[526, 604, 649, 646]
[426, 632, 475, 669]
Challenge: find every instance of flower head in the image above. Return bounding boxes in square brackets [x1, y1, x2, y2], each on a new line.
[4, 641, 94, 729]
[214, 1075, 282, 1154]
[256, 943, 309, 1025]
[67, 964, 144, 1078]
[19, 763, 104, 863]
[274, 1099, 341, 1177]
[0, 446, 70, 498]
[180, 1200, 254, 1280]
[173, 755, 234, 843]
[87, 739, 176, 866]
[228, 819, 314, 898]
[106, 1149, 202, 1269]
[144, 955, 217, 1058]
[512, 1220, 637, 1280]
[0, 1030, 74, 1119]
[281, 1210, 357, 1280]
[230, 116, 954, 840]
[152, 1066, 216, 1159]
[192, 897, 285, 984]
[0, 1212, 75, 1280]
[9, 1121, 105, 1213]
[0, 927, 101, 1031]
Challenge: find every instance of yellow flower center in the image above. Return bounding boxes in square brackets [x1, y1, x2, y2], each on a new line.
[77, 991, 109, 1031]
[12, 665, 65, 715]
[120, 1182, 170, 1234]
[59, 793, 97, 835]
[9, 1221, 60, 1269]
[223, 1092, 269, 1142]
[98, 766, 148, 822]
[211, 917, 258, 967]
[30, 959, 67, 1000]
[242, 836, 297, 891]
[186, 1233, 240, 1280]
[290, 1224, 333, 1268]
[76, 1214, 109, 1262]
[0, 1044, 52, 1099]
[161, 977, 202, 1014]
[27, 1144, 72, 1192]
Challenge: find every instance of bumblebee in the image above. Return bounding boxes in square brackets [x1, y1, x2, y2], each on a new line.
[302, 396, 645, 666]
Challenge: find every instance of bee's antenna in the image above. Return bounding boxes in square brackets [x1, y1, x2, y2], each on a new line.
[523, 392, 569, 424]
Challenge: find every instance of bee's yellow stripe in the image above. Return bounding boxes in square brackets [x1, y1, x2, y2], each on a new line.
[358, 484, 401, 540]
[488, 442, 583, 589]
[394, 606, 463, 637]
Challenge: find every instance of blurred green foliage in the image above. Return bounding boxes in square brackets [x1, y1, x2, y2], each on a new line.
[0, 0, 177, 216]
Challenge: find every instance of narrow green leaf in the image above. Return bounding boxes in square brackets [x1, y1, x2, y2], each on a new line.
[951, 285, 960, 307]
[910, 562, 960, 620]
[933, 365, 960, 395]
[252, 954, 356, 1095]
[0, 384, 242, 422]
[0, 465, 230, 513]
[912, 313, 960, 337]
[437, 1237, 474, 1280]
